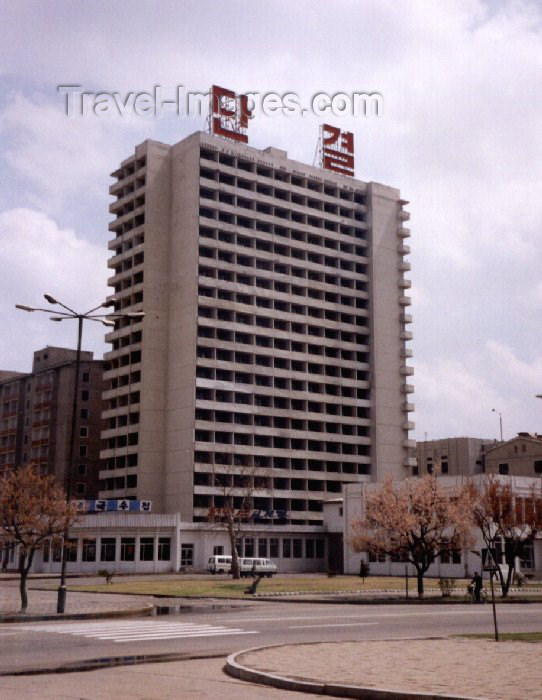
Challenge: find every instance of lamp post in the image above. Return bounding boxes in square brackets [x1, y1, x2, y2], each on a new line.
[16, 295, 144, 613]
[491, 409, 503, 442]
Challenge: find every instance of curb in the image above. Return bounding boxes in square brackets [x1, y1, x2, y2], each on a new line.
[225, 643, 481, 700]
[0, 603, 153, 624]
[0, 651, 224, 677]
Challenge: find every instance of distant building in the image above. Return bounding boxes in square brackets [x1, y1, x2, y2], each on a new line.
[414, 437, 496, 477]
[0, 346, 104, 499]
[484, 433, 542, 477]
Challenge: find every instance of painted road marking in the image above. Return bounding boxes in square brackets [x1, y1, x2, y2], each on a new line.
[23, 620, 257, 643]
[289, 622, 379, 629]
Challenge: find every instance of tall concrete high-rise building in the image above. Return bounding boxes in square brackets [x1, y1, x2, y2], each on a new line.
[101, 130, 414, 525]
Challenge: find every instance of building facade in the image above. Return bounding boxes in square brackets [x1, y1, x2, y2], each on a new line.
[0, 347, 104, 499]
[101, 129, 414, 537]
[330, 476, 542, 579]
[414, 437, 496, 477]
[484, 433, 542, 477]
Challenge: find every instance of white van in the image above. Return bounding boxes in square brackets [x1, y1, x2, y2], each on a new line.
[239, 557, 277, 578]
[207, 555, 232, 574]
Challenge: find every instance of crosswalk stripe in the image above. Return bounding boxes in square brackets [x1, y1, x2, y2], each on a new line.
[86, 627, 246, 639]
[105, 630, 258, 643]
[22, 620, 257, 643]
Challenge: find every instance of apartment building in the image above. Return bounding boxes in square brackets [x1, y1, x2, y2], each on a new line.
[0, 347, 104, 498]
[101, 129, 414, 534]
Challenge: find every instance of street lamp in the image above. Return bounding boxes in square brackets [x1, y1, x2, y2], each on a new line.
[491, 409, 503, 442]
[16, 295, 144, 613]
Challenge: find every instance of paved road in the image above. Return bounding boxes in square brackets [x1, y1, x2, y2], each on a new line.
[2, 601, 542, 674]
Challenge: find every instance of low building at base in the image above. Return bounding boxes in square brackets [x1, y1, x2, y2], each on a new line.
[5, 513, 327, 575]
[324, 475, 542, 580]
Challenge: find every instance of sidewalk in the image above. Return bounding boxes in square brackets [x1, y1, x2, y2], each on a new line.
[228, 638, 542, 700]
[0, 574, 257, 622]
[0, 577, 155, 621]
[1, 639, 541, 699]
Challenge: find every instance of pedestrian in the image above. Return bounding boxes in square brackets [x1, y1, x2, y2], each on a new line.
[471, 572, 483, 602]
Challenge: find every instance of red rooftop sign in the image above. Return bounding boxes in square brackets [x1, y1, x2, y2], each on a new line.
[321, 124, 355, 177]
[210, 85, 252, 144]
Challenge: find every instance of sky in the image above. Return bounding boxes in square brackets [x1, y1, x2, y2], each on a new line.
[1, 0, 541, 442]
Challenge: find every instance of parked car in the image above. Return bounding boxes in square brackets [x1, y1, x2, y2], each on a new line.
[207, 555, 232, 574]
[239, 557, 278, 578]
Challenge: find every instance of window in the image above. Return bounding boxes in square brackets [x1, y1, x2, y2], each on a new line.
[100, 538, 116, 562]
[79, 445, 87, 457]
[77, 463, 87, 476]
[80, 408, 89, 419]
[80, 426, 88, 438]
[82, 538, 96, 562]
[213, 545, 224, 556]
[315, 539, 325, 558]
[42, 541, 50, 563]
[534, 460, 542, 474]
[158, 537, 171, 561]
[121, 537, 136, 561]
[75, 482, 86, 495]
[293, 539, 303, 558]
[306, 539, 315, 558]
[53, 542, 62, 562]
[82, 372, 90, 382]
[452, 549, 461, 564]
[520, 542, 534, 569]
[282, 538, 291, 558]
[140, 537, 154, 561]
[498, 463, 509, 475]
[270, 538, 279, 558]
[81, 390, 89, 401]
[181, 543, 194, 566]
[66, 538, 78, 562]
[440, 542, 450, 564]
[244, 537, 254, 557]
[258, 538, 268, 557]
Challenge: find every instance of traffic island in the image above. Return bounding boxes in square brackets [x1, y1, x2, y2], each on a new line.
[226, 638, 542, 700]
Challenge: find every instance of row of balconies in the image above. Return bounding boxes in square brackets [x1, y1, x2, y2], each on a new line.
[199, 176, 366, 227]
[199, 151, 366, 205]
[199, 206, 367, 247]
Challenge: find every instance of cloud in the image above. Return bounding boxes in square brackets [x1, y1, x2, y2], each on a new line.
[0, 208, 109, 371]
[0, 0, 541, 440]
[414, 340, 542, 441]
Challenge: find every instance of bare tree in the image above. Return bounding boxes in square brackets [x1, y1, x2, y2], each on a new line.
[472, 476, 542, 597]
[207, 460, 270, 579]
[0, 466, 78, 612]
[350, 473, 476, 598]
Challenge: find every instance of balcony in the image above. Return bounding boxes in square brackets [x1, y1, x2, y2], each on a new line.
[398, 261, 411, 272]
[397, 227, 410, 238]
[400, 330, 413, 341]
[401, 383, 414, 394]
[398, 278, 412, 289]
[400, 366, 414, 376]
[398, 295, 411, 306]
